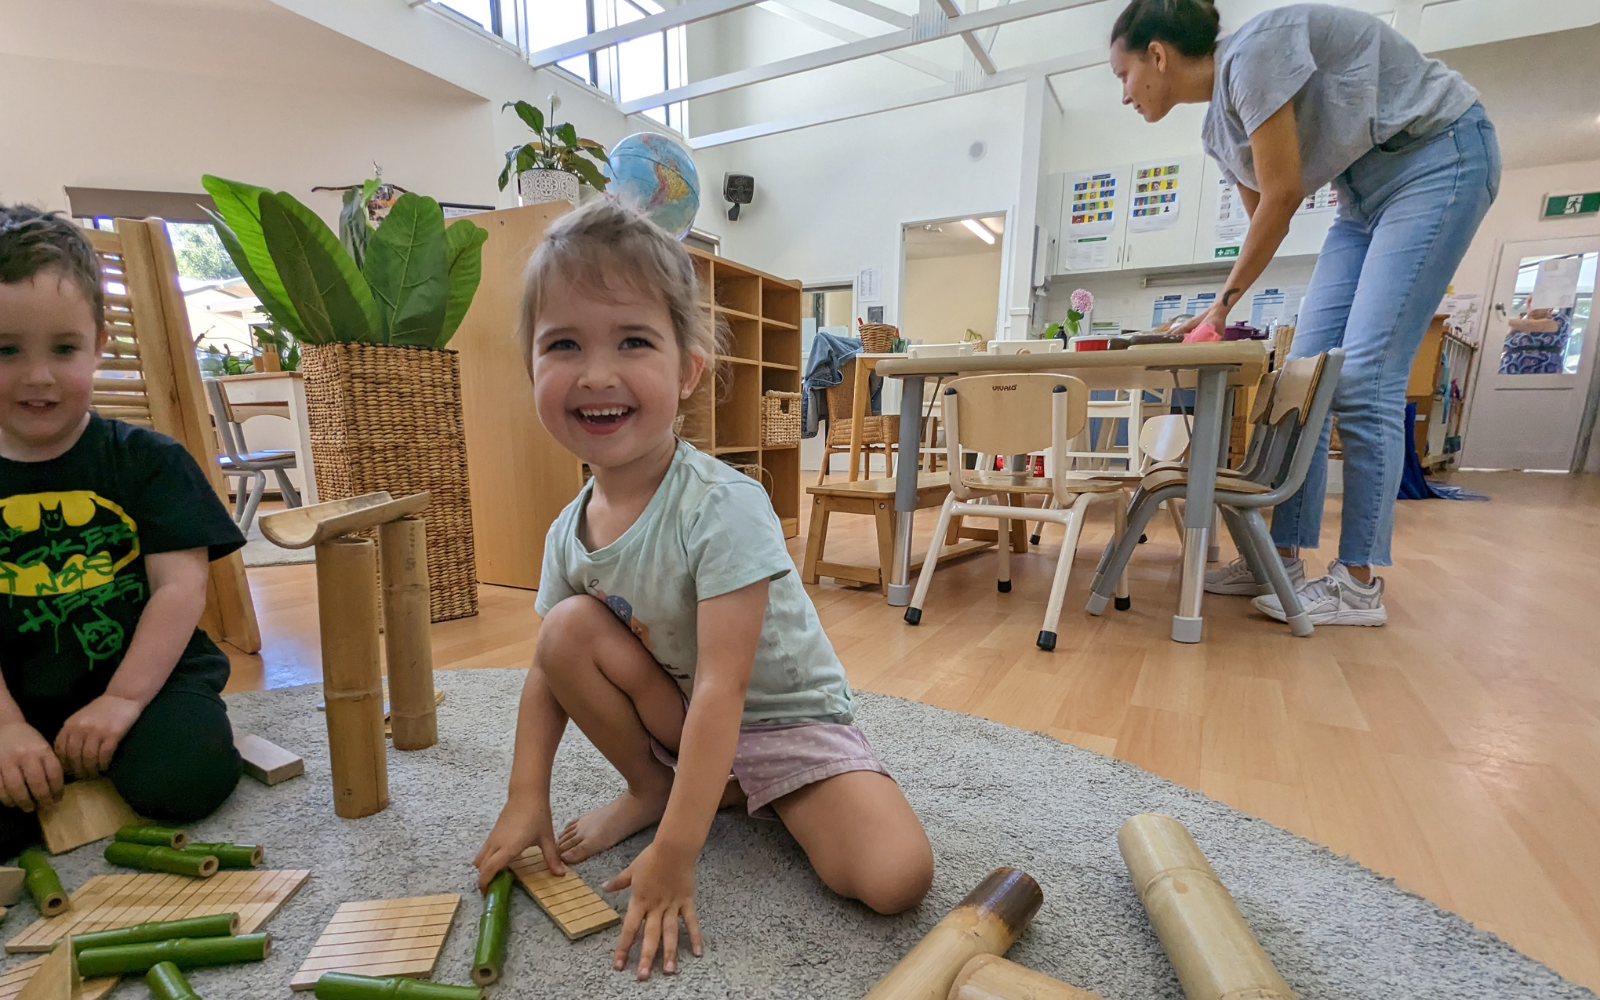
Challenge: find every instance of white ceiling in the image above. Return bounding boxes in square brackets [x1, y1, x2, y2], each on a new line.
[903, 215, 1006, 259]
[1439, 24, 1600, 170]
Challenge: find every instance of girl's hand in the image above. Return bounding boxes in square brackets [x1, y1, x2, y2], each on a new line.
[54, 695, 141, 780]
[0, 721, 64, 812]
[605, 841, 703, 979]
[474, 794, 564, 892]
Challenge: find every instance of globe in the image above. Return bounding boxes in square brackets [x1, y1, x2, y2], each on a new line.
[601, 132, 700, 239]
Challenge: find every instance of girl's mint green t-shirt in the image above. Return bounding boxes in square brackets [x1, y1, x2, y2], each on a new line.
[535, 441, 854, 725]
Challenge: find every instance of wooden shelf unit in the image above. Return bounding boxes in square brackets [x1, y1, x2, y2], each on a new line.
[687, 249, 803, 537]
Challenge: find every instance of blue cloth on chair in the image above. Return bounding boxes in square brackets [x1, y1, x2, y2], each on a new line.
[801, 331, 862, 438]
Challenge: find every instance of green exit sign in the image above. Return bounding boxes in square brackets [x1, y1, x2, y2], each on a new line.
[1542, 191, 1600, 219]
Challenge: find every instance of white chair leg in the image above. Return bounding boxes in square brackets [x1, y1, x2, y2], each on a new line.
[238, 471, 267, 535]
[997, 514, 1012, 593]
[906, 496, 957, 625]
[1038, 494, 1093, 651]
[273, 468, 302, 508]
[1113, 495, 1131, 610]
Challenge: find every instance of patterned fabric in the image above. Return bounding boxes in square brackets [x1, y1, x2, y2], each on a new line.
[1498, 314, 1570, 374]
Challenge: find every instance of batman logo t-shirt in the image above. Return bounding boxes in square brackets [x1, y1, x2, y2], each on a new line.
[0, 415, 244, 706]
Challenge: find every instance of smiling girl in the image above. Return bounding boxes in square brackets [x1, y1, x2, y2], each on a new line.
[472, 201, 932, 980]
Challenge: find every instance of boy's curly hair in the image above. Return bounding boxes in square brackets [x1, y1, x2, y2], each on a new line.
[0, 205, 105, 327]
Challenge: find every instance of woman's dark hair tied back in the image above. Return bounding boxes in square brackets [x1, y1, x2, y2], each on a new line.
[1110, 0, 1220, 58]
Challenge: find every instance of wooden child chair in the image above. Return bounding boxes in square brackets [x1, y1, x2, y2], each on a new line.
[904, 374, 1124, 651]
[819, 357, 897, 483]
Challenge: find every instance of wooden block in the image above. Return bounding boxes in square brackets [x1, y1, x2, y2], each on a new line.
[36, 781, 140, 855]
[6, 870, 310, 954]
[290, 895, 459, 991]
[235, 734, 304, 786]
[0, 953, 114, 1000]
[507, 848, 620, 941]
[0, 868, 25, 907]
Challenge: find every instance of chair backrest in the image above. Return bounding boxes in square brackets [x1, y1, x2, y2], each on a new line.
[1270, 353, 1328, 426]
[1232, 351, 1339, 495]
[823, 357, 860, 415]
[204, 378, 248, 464]
[1258, 348, 1344, 501]
[943, 373, 1089, 502]
[1138, 413, 1190, 467]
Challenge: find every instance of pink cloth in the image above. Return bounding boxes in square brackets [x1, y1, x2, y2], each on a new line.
[1184, 321, 1222, 343]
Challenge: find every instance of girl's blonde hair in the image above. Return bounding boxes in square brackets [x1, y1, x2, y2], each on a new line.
[517, 200, 718, 370]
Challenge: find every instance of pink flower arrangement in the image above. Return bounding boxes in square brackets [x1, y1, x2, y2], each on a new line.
[1069, 288, 1094, 316]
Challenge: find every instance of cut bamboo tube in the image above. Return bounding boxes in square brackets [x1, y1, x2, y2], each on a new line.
[181, 842, 263, 869]
[947, 955, 1106, 1000]
[103, 841, 218, 878]
[114, 824, 188, 850]
[471, 870, 512, 985]
[18, 849, 69, 917]
[146, 961, 204, 1000]
[311, 972, 485, 999]
[71, 912, 239, 952]
[1118, 814, 1296, 1000]
[317, 537, 389, 819]
[76, 932, 270, 976]
[862, 867, 1043, 1000]
[380, 517, 437, 752]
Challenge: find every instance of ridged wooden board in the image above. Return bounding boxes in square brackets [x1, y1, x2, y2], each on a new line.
[508, 848, 620, 941]
[0, 954, 116, 999]
[290, 895, 460, 990]
[5, 870, 310, 954]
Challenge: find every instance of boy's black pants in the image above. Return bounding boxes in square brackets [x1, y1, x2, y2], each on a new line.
[0, 674, 242, 861]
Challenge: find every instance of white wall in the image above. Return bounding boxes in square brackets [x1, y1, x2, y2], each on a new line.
[903, 250, 1005, 344]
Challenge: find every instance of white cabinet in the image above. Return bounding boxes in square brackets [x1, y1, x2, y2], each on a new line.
[1190, 156, 1338, 262]
[1122, 155, 1204, 270]
[1056, 164, 1130, 276]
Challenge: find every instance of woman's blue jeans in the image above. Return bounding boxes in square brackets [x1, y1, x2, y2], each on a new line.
[1270, 102, 1501, 567]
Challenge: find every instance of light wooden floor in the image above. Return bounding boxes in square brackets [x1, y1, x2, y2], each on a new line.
[226, 471, 1600, 991]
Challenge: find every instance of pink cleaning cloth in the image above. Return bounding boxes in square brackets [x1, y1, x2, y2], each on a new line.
[1184, 322, 1221, 343]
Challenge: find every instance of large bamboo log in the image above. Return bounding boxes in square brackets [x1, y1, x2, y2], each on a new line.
[146, 961, 205, 1000]
[380, 517, 437, 751]
[317, 537, 389, 818]
[180, 842, 262, 869]
[114, 824, 188, 849]
[71, 912, 239, 952]
[76, 932, 270, 976]
[18, 848, 69, 917]
[1118, 814, 1296, 1000]
[312, 972, 485, 999]
[947, 955, 1106, 1000]
[471, 870, 513, 985]
[862, 868, 1043, 1000]
[104, 841, 218, 878]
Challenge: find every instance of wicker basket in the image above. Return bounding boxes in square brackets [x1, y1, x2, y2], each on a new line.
[858, 323, 898, 354]
[300, 342, 477, 622]
[760, 390, 801, 446]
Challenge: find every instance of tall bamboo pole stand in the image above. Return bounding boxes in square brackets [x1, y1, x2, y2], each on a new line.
[380, 517, 437, 750]
[318, 538, 389, 818]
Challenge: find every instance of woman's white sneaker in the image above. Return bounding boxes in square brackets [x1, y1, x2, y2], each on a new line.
[1252, 560, 1387, 626]
[1204, 556, 1305, 596]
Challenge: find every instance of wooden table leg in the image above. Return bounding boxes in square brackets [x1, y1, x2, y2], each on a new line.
[848, 358, 869, 481]
[803, 496, 830, 585]
[874, 500, 895, 591]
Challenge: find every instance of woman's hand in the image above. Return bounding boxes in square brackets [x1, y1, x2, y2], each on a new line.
[1170, 302, 1230, 341]
[605, 840, 703, 979]
[474, 794, 564, 892]
[54, 695, 141, 780]
[0, 721, 64, 812]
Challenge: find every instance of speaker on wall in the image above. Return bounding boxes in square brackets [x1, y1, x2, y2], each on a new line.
[724, 173, 755, 221]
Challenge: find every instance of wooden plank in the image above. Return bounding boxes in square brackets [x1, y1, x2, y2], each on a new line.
[234, 733, 303, 786]
[290, 895, 459, 990]
[13, 938, 77, 1000]
[6, 871, 310, 954]
[0, 954, 115, 1000]
[36, 779, 139, 855]
[0, 868, 25, 908]
[507, 848, 620, 941]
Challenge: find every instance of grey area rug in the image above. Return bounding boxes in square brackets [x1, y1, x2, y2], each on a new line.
[240, 518, 315, 568]
[7, 668, 1591, 999]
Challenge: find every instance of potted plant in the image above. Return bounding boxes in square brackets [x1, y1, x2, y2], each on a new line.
[499, 94, 610, 207]
[201, 173, 490, 621]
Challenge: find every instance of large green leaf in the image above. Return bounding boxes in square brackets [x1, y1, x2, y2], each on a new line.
[363, 193, 448, 348]
[505, 100, 543, 134]
[438, 219, 488, 348]
[259, 193, 378, 345]
[200, 175, 305, 340]
[338, 183, 375, 270]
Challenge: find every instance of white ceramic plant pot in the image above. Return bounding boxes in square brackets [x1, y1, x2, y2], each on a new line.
[517, 169, 580, 208]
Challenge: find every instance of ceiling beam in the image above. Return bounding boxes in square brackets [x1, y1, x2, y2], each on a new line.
[620, 0, 1104, 113]
[762, 2, 956, 82]
[526, 0, 763, 69]
[935, 0, 997, 74]
[816, 0, 912, 28]
[690, 45, 1104, 147]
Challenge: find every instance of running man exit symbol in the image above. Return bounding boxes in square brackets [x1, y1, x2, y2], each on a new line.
[1542, 191, 1600, 219]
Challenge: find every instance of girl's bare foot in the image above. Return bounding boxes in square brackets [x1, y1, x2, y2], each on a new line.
[558, 788, 670, 863]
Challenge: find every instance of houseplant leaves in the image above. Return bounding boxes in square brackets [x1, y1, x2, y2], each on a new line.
[440, 218, 489, 348]
[259, 192, 378, 344]
[200, 175, 306, 340]
[363, 193, 448, 349]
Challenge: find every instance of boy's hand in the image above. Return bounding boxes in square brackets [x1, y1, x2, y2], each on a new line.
[474, 794, 564, 892]
[605, 841, 703, 980]
[0, 721, 65, 812]
[54, 695, 141, 780]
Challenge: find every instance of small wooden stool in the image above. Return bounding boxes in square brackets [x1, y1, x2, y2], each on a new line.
[804, 473, 1026, 591]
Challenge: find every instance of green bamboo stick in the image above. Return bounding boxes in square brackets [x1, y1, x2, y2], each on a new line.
[18, 847, 69, 917]
[76, 932, 270, 976]
[114, 824, 189, 850]
[312, 972, 485, 1000]
[146, 961, 204, 1000]
[180, 842, 263, 869]
[103, 841, 217, 878]
[471, 869, 512, 985]
[71, 912, 239, 952]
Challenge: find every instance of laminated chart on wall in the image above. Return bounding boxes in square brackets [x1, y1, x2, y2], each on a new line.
[1249, 286, 1307, 328]
[1298, 183, 1339, 214]
[1129, 160, 1182, 233]
[1064, 168, 1121, 270]
[1212, 179, 1249, 258]
[1152, 293, 1187, 327]
[1186, 291, 1217, 316]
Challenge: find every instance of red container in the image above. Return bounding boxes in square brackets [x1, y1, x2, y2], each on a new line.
[1071, 336, 1112, 351]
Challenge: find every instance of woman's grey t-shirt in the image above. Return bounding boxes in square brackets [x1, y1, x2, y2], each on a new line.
[535, 440, 854, 725]
[1202, 3, 1479, 193]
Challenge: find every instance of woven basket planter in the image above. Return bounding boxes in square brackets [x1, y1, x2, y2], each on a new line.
[300, 342, 477, 622]
[858, 323, 897, 353]
[760, 390, 801, 446]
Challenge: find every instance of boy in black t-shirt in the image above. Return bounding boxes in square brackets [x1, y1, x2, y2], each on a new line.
[0, 206, 246, 859]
